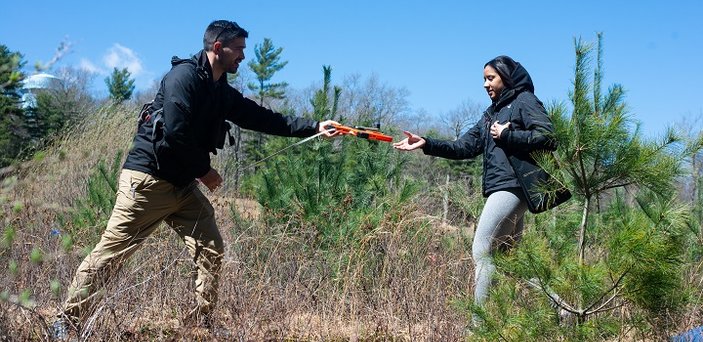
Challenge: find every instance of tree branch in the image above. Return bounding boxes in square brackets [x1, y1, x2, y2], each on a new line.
[584, 266, 630, 314]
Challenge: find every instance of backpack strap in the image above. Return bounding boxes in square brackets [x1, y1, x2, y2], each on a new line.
[138, 102, 165, 170]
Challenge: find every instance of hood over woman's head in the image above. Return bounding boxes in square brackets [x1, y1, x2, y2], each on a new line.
[484, 55, 534, 94]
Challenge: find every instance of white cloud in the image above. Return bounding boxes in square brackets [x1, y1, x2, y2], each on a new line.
[103, 43, 144, 77]
[79, 58, 102, 74]
[78, 44, 156, 93]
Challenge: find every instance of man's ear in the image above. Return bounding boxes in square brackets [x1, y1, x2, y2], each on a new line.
[213, 41, 222, 53]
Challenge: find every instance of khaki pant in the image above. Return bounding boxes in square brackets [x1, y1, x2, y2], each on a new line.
[62, 169, 223, 322]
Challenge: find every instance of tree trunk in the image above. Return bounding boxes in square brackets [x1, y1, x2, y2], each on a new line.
[578, 197, 591, 266]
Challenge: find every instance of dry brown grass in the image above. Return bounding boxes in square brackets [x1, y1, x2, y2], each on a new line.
[1, 196, 473, 340]
[0, 106, 475, 341]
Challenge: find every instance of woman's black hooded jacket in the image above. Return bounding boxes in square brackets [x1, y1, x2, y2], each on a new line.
[421, 63, 556, 197]
[122, 50, 319, 187]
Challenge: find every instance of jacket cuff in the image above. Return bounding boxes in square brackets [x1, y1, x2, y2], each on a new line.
[421, 136, 433, 154]
[316, 121, 326, 134]
[500, 128, 511, 142]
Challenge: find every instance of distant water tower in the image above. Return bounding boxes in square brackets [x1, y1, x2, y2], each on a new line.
[19, 73, 63, 109]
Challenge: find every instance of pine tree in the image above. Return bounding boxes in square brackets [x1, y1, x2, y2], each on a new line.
[472, 34, 695, 340]
[310, 66, 341, 122]
[245, 38, 289, 164]
[247, 38, 288, 106]
[247, 66, 404, 248]
[0, 45, 26, 167]
[105, 67, 135, 103]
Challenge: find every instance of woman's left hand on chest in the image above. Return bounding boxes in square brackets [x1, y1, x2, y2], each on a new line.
[490, 120, 511, 140]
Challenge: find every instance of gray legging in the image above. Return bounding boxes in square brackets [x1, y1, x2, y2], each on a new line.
[472, 188, 528, 306]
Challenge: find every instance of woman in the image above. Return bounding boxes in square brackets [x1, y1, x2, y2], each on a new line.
[394, 55, 557, 320]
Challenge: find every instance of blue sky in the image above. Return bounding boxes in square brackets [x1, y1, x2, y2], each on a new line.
[2, 0, 701, 138]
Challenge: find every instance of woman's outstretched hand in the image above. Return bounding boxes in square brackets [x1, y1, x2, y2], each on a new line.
[393, 131, 426, 151]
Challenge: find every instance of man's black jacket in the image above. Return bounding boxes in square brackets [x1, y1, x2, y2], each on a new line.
[123, 50, 319, 187]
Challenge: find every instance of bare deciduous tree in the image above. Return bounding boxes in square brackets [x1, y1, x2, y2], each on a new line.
[338, 73, 410, 127]
[440, 99, 482, 139]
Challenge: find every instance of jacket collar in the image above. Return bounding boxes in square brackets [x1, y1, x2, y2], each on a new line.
[170, 50, 228, 89]
[194, 50, 213, 83]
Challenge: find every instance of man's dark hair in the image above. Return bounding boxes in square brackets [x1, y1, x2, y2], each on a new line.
[485, 55, 518, 89]
[203, 20, 249, 51]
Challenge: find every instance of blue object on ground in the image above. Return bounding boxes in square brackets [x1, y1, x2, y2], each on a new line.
[672, 326, 703, 342]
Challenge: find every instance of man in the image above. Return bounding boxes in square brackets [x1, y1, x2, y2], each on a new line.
[52, 19, 339, 337]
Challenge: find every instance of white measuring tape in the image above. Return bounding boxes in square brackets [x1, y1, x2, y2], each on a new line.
[242, 128, 335, 170]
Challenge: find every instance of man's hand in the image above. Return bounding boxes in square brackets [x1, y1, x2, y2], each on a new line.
[490, 120, 511, 140]
[198, 168, 223, 192]
[393, 131, 426, 151]
[318, 120, 343, 138]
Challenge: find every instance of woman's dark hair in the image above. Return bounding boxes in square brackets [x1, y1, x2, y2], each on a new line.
[203, 20, 249, 51]
[484, 55, 519, 89]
